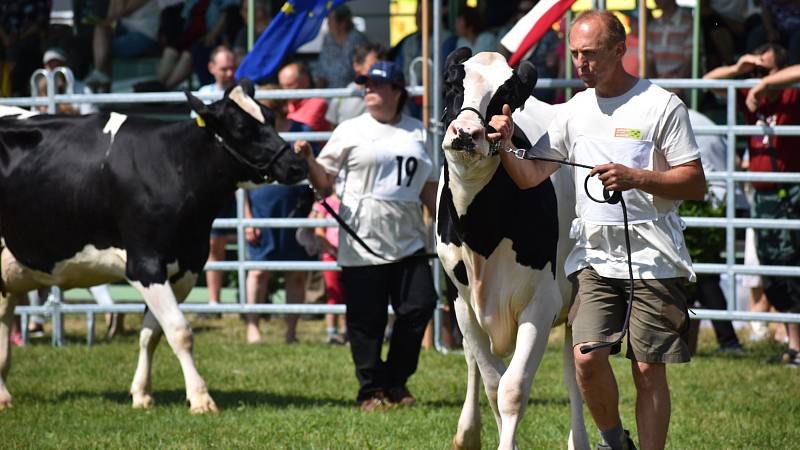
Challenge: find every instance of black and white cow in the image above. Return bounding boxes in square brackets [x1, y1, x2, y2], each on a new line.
[437, 49, 589, 449]
[0, 80, 307, 413]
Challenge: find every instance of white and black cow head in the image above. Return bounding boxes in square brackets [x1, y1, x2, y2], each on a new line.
[186, 79, 308, 185]
[442, 48, 538, 160]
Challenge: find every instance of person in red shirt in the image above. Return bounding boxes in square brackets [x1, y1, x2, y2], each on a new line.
[277, 62, 330, 132]
[704, 43, 800, 367]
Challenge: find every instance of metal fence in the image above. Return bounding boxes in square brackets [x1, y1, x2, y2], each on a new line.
[3, 72, 800, 350]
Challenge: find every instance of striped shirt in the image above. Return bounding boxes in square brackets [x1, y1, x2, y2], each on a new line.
[647, 8, 693, 78]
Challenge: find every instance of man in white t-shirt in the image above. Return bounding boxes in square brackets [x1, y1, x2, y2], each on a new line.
[489, 11, 706, 450]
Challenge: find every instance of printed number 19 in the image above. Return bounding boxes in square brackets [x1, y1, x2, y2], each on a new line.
[396, 156, 418, 187]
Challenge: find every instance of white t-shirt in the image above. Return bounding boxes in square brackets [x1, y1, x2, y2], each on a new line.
[120, 0, 160, 41]
[533, 79, 700, 280]
[324, 81, 366, 127]
[316, 113, 438, 266]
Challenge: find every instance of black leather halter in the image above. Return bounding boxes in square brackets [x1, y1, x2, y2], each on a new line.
[214, 133, 289, 182]
[449, 106, 502, 156]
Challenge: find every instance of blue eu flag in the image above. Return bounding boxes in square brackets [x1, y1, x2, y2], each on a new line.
[235, 0, 348, 83]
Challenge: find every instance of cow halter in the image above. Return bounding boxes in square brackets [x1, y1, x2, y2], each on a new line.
[451, 106, 503, 156]
[213, 133, 289, 182]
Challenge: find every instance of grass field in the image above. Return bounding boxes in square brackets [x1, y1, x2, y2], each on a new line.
[2, 314, 798, 449]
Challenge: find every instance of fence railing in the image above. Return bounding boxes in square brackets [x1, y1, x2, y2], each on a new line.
[4, 73, 800, 349]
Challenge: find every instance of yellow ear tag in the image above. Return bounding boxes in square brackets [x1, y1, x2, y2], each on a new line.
[195, 115, 206, 128]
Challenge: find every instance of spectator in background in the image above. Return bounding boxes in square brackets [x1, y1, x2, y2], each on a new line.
[0, 0, 50, 97]
[701, 0, 757, 70]
[325, 42, 386, 127]
[37, 48, 99, 115]
[295, 61, 438, 411]
[316, 4, 367, 89]
[647, 0, 693, 80]
[681, 109, 745, 355]
[232, 0, 271, 65]
[278, 62, 330, 132]
[704, 47, 800, 367]
[192, 46, 237, 316]
[310, 193, 348, 345]
[454, 5, 497, 54]
[84, 0, 161, 91]
[497, 0, 561, 103]
[157, 0, 238, 90]
[747, 0, 800, 65]
[243, 87, 316, 344]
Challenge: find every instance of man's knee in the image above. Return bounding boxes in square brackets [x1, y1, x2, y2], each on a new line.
[632, 361, 666, 392]
[573, 344, 610, 382]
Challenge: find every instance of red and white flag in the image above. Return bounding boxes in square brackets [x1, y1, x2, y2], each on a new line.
[501, 0, 577, 67]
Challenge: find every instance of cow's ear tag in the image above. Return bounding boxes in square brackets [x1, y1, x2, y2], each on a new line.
[195, 115, 206, 128]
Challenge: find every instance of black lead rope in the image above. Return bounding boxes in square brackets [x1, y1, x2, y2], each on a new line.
[506, 149, 634, 355]
[316, 196, 438, 263]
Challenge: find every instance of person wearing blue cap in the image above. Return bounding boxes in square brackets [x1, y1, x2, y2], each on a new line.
[295, 60, 439, 411]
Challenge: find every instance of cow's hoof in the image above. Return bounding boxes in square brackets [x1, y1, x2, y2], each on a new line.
[452, 432, 480, 450]
[0, 392, 12, 410]
[131, 392, 155, 409]
[188, 392, 218, 415]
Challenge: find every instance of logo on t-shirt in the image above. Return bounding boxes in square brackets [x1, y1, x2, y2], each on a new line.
[614, 128, 642, 139]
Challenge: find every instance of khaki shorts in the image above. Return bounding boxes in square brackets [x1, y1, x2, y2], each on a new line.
[569, 267, 691, 364]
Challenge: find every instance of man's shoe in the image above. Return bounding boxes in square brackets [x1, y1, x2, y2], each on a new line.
[596, 430, 636, 450]
[386, 386, 416, 406]
[782, 349, 799, 368]
[326, 333, 347, 345]
[28, 323, 45, 338]
[358, 392, 387, 412]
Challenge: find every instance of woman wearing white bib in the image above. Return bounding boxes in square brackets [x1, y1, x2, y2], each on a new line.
[295, 61, 438, 411]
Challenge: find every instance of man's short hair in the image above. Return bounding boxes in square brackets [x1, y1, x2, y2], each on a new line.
[330, 4, 354, 31]
[753, 43, 789, 70]
[353, 43, 387, 65]
[209, 45, 233, 64]
[572, 10, 627, 49]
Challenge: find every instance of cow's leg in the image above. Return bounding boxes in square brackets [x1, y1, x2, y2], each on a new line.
[130, 309, 161, 409]
[563, 326, 590, 450]
[130, 272, 197, 409]
[0, 293, 22, 410]
[496, 286, 561, 450]
[131, 279, 216, 414]
[453, 297, 505, 449]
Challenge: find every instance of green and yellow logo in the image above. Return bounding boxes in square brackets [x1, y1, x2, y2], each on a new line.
[614, 128, 642, 139]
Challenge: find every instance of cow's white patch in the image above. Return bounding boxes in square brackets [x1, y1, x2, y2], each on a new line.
[0, 105, 39, 120]
[442, 155, 499, 217]
[229, 86, 265, 124]
[14, 245, 128, 290]
[102, 112, 127, 157]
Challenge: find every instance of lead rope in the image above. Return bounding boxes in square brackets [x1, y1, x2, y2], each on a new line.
[506, 149, 634, 355]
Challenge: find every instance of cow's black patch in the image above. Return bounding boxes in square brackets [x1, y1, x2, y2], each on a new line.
[0, 81, 304, 288]
[453, 260, 468, 286]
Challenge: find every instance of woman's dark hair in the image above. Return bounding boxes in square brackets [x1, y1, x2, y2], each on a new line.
[331, 4, 354, 32]
[394, 85, 408, 117]
[353, 43, 387, 65]
[753, 43, 789, 70]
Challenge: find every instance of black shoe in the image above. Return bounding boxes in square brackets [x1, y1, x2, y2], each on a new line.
[596, 430, 636, 450]
[782, 349, 799, 368]
[386, 386, 416, 406]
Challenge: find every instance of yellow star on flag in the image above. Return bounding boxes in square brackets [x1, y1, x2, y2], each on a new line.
[281, 1, 295, 14]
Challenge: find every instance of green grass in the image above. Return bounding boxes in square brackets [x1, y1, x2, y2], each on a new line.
[3, 316, 798, 449]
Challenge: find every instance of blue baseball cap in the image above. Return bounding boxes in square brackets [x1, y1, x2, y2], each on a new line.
[354, 61, 405, 87]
